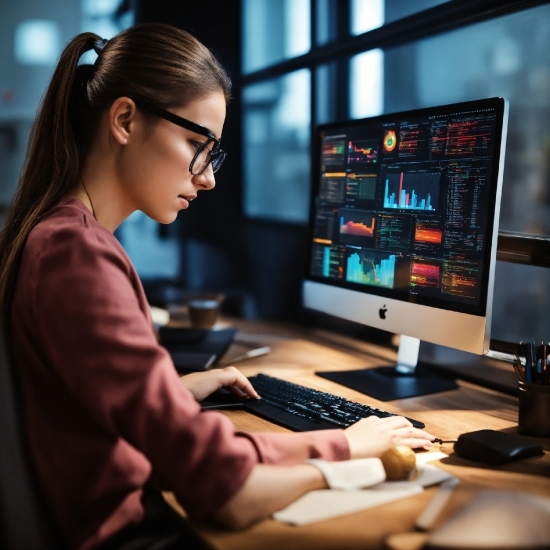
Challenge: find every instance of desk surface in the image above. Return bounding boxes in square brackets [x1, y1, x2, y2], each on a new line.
[176, 318, 550, 550]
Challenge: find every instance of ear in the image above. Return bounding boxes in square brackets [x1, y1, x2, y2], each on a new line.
[108, 97, 137, 145]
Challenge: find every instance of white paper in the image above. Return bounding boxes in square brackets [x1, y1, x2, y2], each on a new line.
[273, 485, 423, 526]
[273, 463, 455, 526]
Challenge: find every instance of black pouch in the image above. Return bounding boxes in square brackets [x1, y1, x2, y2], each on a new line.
[454, 429, 544, 465]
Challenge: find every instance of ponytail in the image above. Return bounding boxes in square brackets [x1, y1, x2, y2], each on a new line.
[0, 32, 101, 321]
[0, 23, 232, 323]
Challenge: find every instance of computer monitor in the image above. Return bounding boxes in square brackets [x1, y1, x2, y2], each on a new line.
[303, 97, 509, 400]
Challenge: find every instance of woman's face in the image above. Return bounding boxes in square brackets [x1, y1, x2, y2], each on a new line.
[119, 91, 226, 224]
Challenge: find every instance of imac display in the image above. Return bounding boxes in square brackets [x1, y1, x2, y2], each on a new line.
[303, 97, 509, 400]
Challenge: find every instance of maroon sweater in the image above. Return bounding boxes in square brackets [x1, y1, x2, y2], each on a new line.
[10, 197, 349, 550]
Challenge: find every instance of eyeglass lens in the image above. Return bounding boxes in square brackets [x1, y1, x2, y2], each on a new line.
[191, 142, 226, 175]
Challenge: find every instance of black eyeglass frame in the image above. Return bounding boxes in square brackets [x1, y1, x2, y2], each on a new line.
[134, 101, 226, 175]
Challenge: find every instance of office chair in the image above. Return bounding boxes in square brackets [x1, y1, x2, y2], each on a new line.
[0, 320, 215, 550]
[0, 322, 62, 549]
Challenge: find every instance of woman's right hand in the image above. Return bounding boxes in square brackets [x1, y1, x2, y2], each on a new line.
[344, 415, 434, 459]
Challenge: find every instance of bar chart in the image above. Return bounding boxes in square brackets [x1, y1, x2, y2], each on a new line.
[383, 172, 440, 211]
[346, 250, 396, 288]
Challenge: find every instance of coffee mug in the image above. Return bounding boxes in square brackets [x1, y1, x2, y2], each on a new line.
[187, 299, 220, 329]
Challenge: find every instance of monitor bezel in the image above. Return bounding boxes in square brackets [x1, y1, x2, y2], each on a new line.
[305, 96, 508, 318]
[303, 97, 508, 355]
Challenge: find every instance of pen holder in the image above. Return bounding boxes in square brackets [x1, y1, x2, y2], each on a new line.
[518, 381, 550, 437]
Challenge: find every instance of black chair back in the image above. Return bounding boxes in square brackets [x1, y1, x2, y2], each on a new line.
[0, 323, 61, 549]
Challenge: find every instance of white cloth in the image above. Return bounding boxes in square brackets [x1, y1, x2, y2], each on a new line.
[306, 457, 386, 490]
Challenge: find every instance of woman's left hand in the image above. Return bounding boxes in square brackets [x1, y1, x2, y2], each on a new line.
[180, 366, 261, 402]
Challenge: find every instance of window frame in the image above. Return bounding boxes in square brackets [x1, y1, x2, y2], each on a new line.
[240, 0, 550, 257]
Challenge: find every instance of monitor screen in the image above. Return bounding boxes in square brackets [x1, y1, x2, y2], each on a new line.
[304, 97, 508, 355]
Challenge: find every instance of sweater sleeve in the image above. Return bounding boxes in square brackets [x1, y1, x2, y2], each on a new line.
[29, 225, 258, 521]
[238, 430, 350, 465]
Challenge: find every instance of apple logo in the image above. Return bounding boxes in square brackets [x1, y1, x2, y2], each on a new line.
[379, 305, 387, 319]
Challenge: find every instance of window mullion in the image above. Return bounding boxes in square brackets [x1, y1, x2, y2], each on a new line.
[242, 0, 549, 85]
[335, 0, 350, 120]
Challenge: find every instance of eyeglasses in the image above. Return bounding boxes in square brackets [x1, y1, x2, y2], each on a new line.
[135, 101, 227, 175]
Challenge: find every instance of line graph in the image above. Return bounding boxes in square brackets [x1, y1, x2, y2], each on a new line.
[347, 140, 378, 165]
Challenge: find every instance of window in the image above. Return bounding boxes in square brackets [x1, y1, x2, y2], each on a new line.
[350, 0, 384, 35]
[243, 70, 311, 222]
[241, 0, 550, 341]
[14, 20, 61, 66]
[242, 0, 310, 74]
[349, 49, 384, 119]
[242, 1, 550, 233]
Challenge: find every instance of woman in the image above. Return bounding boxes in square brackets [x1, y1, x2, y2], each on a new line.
[0, 23, 434, 550]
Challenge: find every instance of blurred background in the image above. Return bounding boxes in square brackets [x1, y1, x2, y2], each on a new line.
[1, 0, 549, 345]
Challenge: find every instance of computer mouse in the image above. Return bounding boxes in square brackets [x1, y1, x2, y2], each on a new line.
[453, 429, 544, 465]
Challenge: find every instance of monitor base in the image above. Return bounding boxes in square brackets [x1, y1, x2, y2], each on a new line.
[316, 363, 458, 401]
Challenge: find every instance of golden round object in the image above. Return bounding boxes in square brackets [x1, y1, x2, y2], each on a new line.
[380, 445, 418, 480]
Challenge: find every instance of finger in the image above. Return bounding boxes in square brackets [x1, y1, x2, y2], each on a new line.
[393, 426, 433, 439]
[372, 415, 413, 430]
[399, 438, 434, 449]
[394, 429, 435, 448]
[221, 367, 260, 399]
[407, 427, 434, 441]
[228, 386, 248, 397]
[417, 429, 435, 441]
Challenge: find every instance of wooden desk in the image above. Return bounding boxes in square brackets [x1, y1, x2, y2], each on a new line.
[182, 318, 550, 550]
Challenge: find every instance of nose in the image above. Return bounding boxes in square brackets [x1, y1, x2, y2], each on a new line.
[193, 163, 216, 191]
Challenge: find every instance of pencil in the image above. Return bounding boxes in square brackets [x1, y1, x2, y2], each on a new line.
[513, 355, 525, 382]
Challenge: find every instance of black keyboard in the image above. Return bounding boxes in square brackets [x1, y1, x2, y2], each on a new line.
[202, 373, 425, 432]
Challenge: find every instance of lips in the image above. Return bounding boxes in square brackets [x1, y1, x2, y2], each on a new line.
[179, 194, 197, 201]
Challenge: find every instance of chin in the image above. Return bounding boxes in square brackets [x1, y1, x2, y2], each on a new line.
[146, 210, 179, 225]
[162, 213, 179, 224]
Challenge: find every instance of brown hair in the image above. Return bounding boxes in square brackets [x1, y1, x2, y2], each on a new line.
[0, 23, 231, 321]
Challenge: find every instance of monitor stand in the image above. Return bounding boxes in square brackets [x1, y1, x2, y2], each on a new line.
[316, 335, 458, 401]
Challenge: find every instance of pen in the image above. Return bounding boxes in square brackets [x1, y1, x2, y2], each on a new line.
[216, 346, 271, 367]
[532, 340, 538, 383]
[543, 343, 550, 385]
[542, 343, 548, 385]
[415, 477, 460, 531]
[524, 343, 532, 383]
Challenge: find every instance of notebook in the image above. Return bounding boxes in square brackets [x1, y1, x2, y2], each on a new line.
[159, 327, 237, 372]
